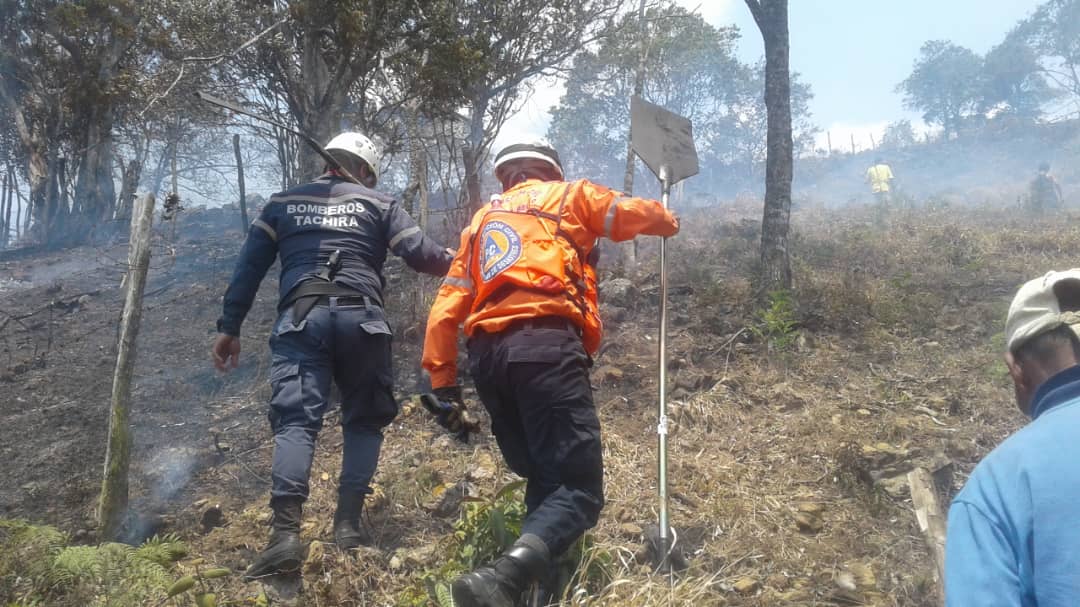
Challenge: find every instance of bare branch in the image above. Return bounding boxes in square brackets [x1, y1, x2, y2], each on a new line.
[138, 17, 288, 118]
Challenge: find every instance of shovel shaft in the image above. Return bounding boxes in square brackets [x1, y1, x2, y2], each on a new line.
[657, 166, 671, 570]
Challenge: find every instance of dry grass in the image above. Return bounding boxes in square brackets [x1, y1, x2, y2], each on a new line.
[171, 199, 1080, 606]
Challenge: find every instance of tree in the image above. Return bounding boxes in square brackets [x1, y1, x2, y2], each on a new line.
[898, 40, 984, 137]
[547, 2, 815, 196]
[0, 0, 243, 245]
[981, 35, 1055, 120]
[1011, 0, 1080, 114]
[745, 0, 794, 292]
[881, 119, 918, 149]
[239, 0, 439, 182]
[438, 0, 624, 208]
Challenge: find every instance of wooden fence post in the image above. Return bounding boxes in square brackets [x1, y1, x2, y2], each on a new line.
[98, 193, 156, 540]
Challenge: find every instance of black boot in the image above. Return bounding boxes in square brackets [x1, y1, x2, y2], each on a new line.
[452, 534, 551, 607]
[333, 491, 372, 550]
[243, 497, 303, 580]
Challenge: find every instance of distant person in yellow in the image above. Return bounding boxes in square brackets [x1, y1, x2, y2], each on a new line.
[866, 157, 894, 205]
[1029, 161, 1064, 213]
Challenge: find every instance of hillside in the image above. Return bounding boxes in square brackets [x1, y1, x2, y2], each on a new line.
[1, 198, 1068, 605]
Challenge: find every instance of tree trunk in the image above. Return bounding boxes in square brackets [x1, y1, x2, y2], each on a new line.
[233, 134, 249, 231]
[619, 0, 649, 270]
[99, 193, 156, 541]
[72, 105, 118, 238]
[463, 92, 490, 210]
[115, 159, 141, 221]
[402, 100, 427, 216]
[1, 171, 9, 249]
[6, 170, 16, 247]
[747, 0, 794, 293]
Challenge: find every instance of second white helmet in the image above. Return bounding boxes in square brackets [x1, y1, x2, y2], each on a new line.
[493, 138, 564, 180]
[325, 132, 381, 183]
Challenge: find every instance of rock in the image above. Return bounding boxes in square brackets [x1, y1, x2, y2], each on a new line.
[599, 278, 637, 307]
[766, 573, 789, 590]
[400, 543, 438, 568]
[365, 484, 389, 512]
[467, 452, 497, 481]
[733, 576, 760, 594]
[432, 434, 456, 451]
[794, 512, 823, 533]
[593, 365, 624, 385]
[877, 474, 910, 498]
[200, 504, 225, 533]
[835, 571, 857, 592]
[430, 480, 476, 518]
[674, 374, 699, 391]
[603, 305, 628, 324]
[773, 588, 812, 602]
[844, 561, 876, 588]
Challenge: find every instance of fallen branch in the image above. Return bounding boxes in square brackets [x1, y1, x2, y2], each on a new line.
[907, 466, 947, 606]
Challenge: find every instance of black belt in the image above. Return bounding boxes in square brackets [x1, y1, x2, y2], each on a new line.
[504, 316, 581, 335]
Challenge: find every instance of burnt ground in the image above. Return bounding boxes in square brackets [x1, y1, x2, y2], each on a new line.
[0, 199, 1067, 605]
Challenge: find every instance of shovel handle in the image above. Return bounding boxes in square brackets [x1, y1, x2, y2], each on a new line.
[657, 166, 671, 570]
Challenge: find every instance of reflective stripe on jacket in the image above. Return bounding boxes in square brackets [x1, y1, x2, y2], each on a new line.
[422, 178, 678, 388]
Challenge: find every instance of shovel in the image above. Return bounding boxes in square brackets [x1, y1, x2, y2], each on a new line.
[630, 95, 699, 575]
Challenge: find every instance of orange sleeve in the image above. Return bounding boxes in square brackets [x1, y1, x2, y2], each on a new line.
[578, 179, 679, 241]
[422, 226, 475, 389]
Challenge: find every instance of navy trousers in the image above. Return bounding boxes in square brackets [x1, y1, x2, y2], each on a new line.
[266, 297, 398, 504]
[467, 321, 604, 556]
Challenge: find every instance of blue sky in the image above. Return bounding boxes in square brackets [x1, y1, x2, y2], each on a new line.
[499, 0, 1045, 151]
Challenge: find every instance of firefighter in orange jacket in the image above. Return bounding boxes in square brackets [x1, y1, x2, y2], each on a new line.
[422, 139, 679, 606]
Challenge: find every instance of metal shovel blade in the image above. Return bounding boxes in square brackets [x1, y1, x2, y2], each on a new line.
[630, 96, 700, 186]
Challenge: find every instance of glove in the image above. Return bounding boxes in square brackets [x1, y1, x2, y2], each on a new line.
[421, 386, 479, 443]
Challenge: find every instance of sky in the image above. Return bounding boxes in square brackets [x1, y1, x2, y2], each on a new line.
[497, 0, 1046, 153]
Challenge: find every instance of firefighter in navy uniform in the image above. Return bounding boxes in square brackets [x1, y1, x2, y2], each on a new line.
[422, 139, 679, 606]
[210, 132, 453, 579]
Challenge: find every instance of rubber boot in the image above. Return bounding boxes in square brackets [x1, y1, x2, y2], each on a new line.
[243, 497, 303, 580]
[451, 534, 551, 607]
[333, 491, 371, 550]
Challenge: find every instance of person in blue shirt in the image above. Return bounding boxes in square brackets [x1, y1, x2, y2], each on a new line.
[210, 132, 453, 579]
[945, 269, 1080, 606]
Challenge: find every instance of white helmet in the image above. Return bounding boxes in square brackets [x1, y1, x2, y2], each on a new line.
[325, 132, 381, 182]
[493, 138, 563, 180]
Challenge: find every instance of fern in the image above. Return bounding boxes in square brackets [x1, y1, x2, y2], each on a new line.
[49, 545, 104, 588]
[134, 534, 188, 567]
[0, 519, 67, 581]
[433, 581, 455, 607]
[1, 518, 191, 607]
